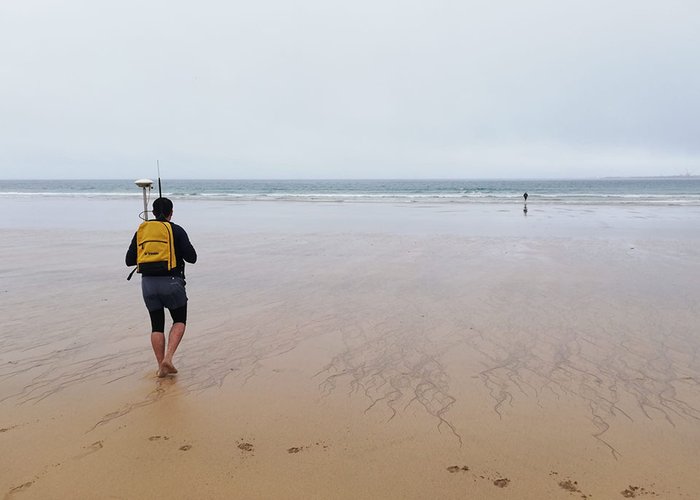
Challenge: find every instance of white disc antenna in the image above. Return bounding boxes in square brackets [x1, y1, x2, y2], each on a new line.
[134, 179, 154, 220]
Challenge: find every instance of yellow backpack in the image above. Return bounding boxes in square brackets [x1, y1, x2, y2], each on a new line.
[136, 220, 176, 275]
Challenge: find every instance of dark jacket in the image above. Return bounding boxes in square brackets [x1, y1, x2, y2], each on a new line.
[125, 220, 197, 279]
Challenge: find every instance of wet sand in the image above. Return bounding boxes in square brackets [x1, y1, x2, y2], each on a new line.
[2, 198, 700, 499]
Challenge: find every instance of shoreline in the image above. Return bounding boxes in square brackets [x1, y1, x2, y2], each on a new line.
[2, 192, 700, 207]
[2, 177, 700, 207]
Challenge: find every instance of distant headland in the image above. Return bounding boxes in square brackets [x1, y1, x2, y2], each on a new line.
[603, 174, 699, 180]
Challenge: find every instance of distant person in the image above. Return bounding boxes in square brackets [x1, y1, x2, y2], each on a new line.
[523, 192, 528, 202]
[126, 197, 197, 377]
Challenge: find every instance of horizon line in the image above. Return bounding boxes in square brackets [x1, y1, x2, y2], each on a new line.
[2, 175, 699, 182]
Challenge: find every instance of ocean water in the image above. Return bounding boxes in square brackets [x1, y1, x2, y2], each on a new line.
[1, 178, 699, 205]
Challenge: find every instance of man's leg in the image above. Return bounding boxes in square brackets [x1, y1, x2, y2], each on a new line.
[148, 309, 166, 373]
[158, 304, 187, 377]
[159, 322, 185, 376]
[151, 332, 165, 366]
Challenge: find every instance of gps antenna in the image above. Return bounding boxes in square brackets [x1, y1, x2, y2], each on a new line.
[157, 160, 163, 199]
[134, 178, 154, 220]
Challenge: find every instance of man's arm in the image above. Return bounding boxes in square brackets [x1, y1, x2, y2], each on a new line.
[175, 226, 197, 264]
[125, 233, 137, 266]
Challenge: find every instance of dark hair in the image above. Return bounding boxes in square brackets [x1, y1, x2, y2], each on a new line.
[152, 197, 173, 219]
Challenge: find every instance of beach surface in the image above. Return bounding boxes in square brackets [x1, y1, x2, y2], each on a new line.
[2, 198, 700, 499]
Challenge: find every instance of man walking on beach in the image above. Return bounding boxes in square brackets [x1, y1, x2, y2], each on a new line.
[126, 197, 197, 377]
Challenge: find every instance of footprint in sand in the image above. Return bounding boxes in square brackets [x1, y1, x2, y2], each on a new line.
[287, 442, 329, 454]
[237, 442, 254, 452]
[446, 466, 470, 473]
[74, 440, 103, 459]
[446, 465, 511, 490]
[559, 479, 580, 493]
[179, 445, 192, 451]
[8, 481, 35, 495]
[558, 479, 591, 499]
[148, 435, 170, 441]
[493, 478, 510, 488]
[1, 424, 21, 433]
[621, 485, 657, 498]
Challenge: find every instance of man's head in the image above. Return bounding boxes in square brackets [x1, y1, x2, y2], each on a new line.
[153, 197, 173, 220]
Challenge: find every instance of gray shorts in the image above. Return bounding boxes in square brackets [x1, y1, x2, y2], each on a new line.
[141, 276, 188, 312]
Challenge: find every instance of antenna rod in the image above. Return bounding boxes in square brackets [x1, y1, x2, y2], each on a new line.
[157, 160, 162, 199]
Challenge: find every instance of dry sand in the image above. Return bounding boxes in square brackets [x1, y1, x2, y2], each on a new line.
[1, 198, 700, 499]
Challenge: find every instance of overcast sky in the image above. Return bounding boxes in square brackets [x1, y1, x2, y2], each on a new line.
[1, 0, 698, 179]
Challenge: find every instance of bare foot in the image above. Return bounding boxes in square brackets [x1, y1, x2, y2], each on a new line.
[159, 360, 178, 376]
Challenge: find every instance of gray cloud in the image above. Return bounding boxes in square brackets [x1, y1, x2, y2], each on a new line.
[1, 0, 698, 178]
